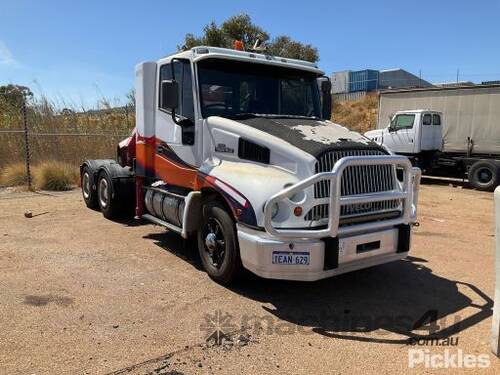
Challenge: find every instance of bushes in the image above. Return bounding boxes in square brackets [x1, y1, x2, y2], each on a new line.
[32, 161, 79, 191]
[0, 163, 28, 187]
[0, 161, 79, 191]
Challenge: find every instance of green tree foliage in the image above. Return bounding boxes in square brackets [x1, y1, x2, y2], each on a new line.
[180, 13, 319, 62]
[0, 84, 34, 109]
[267, 36, 319, 63]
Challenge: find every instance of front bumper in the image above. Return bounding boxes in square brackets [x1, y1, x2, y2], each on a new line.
[238, 155, 420, 281]
[238, 224, 410, 281]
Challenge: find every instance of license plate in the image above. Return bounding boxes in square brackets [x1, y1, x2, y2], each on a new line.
[272, 251, 310, 265]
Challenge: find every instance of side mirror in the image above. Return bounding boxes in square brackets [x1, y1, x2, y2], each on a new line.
[160, 80, 178, 110]
[321, 79, 332, 94]
[318, 77, 332, 120]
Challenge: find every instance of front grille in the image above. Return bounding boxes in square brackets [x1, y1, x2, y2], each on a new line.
[304, 149, 401, 222]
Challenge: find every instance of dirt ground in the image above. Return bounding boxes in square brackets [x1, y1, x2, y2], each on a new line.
[0, 180, 499, 374]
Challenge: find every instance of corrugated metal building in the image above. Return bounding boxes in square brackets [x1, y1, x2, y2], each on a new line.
[331, 68, 432, 94]
[378, 69, 432, 89]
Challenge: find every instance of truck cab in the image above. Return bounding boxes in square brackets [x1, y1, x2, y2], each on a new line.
[81, 46, 421, 284]
[365, 110, 443, 155]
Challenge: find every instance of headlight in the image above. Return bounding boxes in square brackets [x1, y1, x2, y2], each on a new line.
[263, 202, 280, 219]
[284, 183, 306, 203]
[271, 203, 279, 219]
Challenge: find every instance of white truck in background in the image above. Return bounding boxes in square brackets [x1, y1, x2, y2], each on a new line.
[365, 85, 500, 191]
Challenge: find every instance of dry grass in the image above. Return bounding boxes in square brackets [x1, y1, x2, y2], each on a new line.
[0, 161, 79, 191]
[32, 161, 79, 191]
[331, 93, 379, 134]
[0, 163, 28, 187]
[0, 95, 134, 170]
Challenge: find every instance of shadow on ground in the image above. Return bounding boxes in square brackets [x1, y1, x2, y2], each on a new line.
[229, 256, 493, 344]
[143, 231, 204, 271]
[145, 230, 492, 345]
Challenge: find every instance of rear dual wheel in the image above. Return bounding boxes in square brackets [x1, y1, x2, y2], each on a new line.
[81, 166, 98, 209]
[97, 171, 121, 219]
[469, 161, 500, 192]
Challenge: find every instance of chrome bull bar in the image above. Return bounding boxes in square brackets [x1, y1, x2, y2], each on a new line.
[263, 155, 421, 239]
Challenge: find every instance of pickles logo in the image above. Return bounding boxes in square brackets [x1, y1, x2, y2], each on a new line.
[408, 349, 490, 369]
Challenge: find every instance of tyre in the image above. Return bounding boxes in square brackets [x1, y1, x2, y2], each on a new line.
[197, 201, 242, 285]
[469, 160, 500, 192]
[81, 165, 99, 209]
[97, 170, 121, 219]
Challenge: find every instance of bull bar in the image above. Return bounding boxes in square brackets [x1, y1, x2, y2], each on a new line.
[263, 155, 421, 239]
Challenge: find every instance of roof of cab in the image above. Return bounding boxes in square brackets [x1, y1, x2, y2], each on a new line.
[394, 109, 442, 114]
[157, 46, 324, 75]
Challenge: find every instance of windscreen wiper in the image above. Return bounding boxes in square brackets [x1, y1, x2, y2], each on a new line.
[230, 113, 319, 120]
[264, 114, 320, 120]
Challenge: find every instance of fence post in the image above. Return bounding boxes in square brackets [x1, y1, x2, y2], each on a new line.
[492, 186, 500, 356]
[21, 97, 32, 190]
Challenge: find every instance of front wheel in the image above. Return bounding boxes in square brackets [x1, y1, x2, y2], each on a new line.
[197, 201, 242, 285]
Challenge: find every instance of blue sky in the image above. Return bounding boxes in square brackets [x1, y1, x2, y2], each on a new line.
[1, 0, 499, 108]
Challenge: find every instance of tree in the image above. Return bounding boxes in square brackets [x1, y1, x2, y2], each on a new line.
[267, 36, 319, 63]
[125, 89, 135, 110]
[60, 108, 75, 116]
[179, 13, 319, 63]
[0, 84, 33, 109]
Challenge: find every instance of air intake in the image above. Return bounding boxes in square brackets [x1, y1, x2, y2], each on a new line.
[238, 138, 270, 164]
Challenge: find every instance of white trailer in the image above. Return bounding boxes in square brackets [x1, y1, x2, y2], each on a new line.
[365, 85, 500, 191]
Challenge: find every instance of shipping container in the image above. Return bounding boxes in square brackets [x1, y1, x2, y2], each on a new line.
[349, 69, 379, 92]
[331, 70, 350, 94]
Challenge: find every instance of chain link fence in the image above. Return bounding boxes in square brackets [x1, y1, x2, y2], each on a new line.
[0, 93, 135, 188]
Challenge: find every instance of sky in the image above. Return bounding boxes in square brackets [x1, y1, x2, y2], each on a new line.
[1, 0, 500, 108]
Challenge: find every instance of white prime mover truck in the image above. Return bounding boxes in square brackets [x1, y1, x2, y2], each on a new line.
[80, 46, 421, 284]
[365, 85, 500, 191]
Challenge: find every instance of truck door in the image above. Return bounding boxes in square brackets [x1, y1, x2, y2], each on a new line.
[385, 113, 417, 154]
[156, 60, 198, 168]
[432, 113, 443, 151]
[419, 112, 434, 150]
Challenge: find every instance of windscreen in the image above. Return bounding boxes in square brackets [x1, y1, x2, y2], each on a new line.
[197, 59, 321, 119]
[391, 114, 415, 130]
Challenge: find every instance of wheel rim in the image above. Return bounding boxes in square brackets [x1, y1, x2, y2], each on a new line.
[202, 217, 226, 269]
[82, 172, 90, 199]
[98, 177, 109, 208]
[475, 167, 493, 185]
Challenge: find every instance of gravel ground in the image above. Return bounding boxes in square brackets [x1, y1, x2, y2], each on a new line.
[0, 181, 499, 374]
